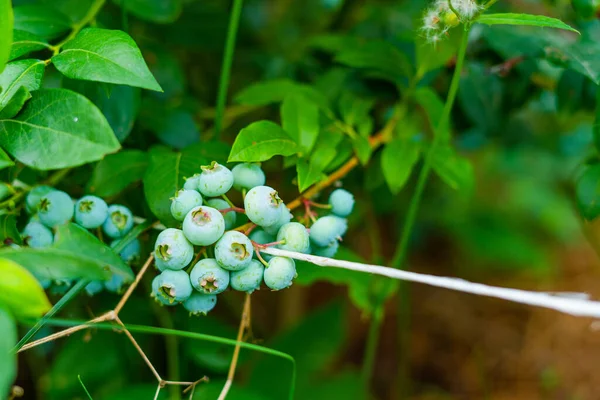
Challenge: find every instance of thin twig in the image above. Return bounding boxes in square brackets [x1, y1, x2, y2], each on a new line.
[114, 316, 163, 382]
[260, 247, 600, 319]
[182, 376, 209, 394]
[114, 254, 154, 315]
[217, 294, 251, 400]
[18, 312, 111, 352]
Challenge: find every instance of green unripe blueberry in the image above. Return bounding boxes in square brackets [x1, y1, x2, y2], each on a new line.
[232, 163, 266, 191]
[264, 257, 296, 291]
[263, 206, 292, 236]
[111, 238, 141, 264]
[198, 161, 234, 197]
[170, 189, 203, 221]
[154, 228, 194, 270]
[249, 228, 275, 261]
[75, 195, 109, 229]
[38, 190, 74, 228]
[85, 280, 104, 296]
[105, 274, 127, 293]
[151, 270, 193, 305]
[276, 222, 309, 253]
[102, 205, 134, 238]
[183, 293, 217, 316]
[182, 206, 225, 246]
[312, 240, 339, 258]
[26, 185, 55, 214]
[309, 215, 347, 247]
[230, 259, 264, 293]
[184, 173, 202, 191]
[22, 220, 53, 248]
[189, 258, 230, 295]
[328, 189, 355, 217]
[206, 198, 237, 230]
[244, 185, 285, 227]
[215, 231, 254, 271]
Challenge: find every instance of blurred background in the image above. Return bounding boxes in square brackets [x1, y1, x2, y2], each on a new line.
[11, 0, 600, 399]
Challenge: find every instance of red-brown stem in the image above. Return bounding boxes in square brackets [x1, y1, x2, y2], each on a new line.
[219, 206, 245, 214]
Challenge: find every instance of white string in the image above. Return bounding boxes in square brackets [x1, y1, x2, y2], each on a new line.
[260, 247, 600, 319]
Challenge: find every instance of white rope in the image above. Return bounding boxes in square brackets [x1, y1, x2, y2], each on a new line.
[260, 247, 600, 319]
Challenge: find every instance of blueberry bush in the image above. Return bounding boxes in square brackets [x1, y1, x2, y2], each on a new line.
[2, 0, 600, 399]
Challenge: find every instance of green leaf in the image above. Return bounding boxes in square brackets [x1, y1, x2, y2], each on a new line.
[281, 93, 319, 153]
[0, 306, 16, 398]
[0, 258, 51, 319]
[595, 87, 600, 152]
[63, 79, 141, 142]
[140, 98, 200, 149]
[352, 135, 372, 165]
[476, 13, 579, 33]
[0, 215, 21, 245]
[144, 144, 211, 226]
[296, 132, 343, 192]
[52, 28, 163, 92]
[9, 30, 50, 61]
[235, 79, 329, 110]
[333, 40, 412, 84]
[381, 139, 421, 194]
[228, 121, 299, 163]
[0, 59, 45, 111]
[0, 89, 121, 170]
[0, 86, 31, 119]
[338, 92, 374, 130]
[112, 0, 182, 24]
[0, 0, 13, 74]
[457, 62, 503, 132]
[431, 145, 474, 192]
[296, 160, 325, 193]
[0, 223, 134, 282]
[414, 87, 445, 131]
[576, 164, 600, 220]
[415, 31, 460, 80]
[13, 5, 71, 39]
[88, 150, 148, 198]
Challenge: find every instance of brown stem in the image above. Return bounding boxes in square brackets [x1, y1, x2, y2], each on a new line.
[217, 294, 252, 400]
[219, 206, 246, 214]
[114, 254, 154, 315]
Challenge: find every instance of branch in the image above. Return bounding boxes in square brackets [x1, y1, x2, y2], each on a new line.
[217, 293, 252, 400]
[260, 247, 600, 319]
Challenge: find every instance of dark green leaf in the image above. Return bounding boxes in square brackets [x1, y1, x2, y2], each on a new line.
[334, 40, 412, 84]
[249, 302, 346, 398]
[458, 62, 503, 131]
[0, 59, 45, 111]
[13, 5, 71, 39]
[235, 79, 329, 110]
[186, 316, 236, 373]
[281, 93, 319, 153]
[0, 89, 120, 170]
[0, 258, 51, 319]
[144, 144, 210, 226]
[576, 164, 600, 220]
[228, 121, 299, 163]
[381, 139, 421, 194]
[88, 150, 148, 198]
[9, 30, 50, 61]
[431, 145, 474, 191]
[0, 215, 20, 245]
[112, 0, 182, 24]
[476, 13, 579, 33]
[0, 306, 16, 397]
[0, 86, 31, 119]
[63, 79, 141, 142]
[52, 28, 162, 92]
[338, 92, 374, 130]
[415, 31, 460, 80]
[594, 87, 600, 152]
[140, 99, 200, 149]
[0, 0, 13, 73]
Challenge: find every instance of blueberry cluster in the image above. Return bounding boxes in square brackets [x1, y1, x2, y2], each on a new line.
[21, 186, 138, 295]
[151, 162, 354, 316]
